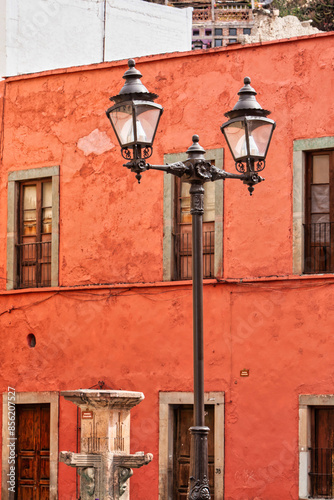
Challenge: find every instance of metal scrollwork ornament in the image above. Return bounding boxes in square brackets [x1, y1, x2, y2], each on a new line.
[165, 161, 190, 178]
[189, 476, 211, 500]
[255, 160, 265, 172]
[236, 161, 246, 173]
[143, 146, 153, 159]
[193, 160, 213, 181]
[121, 147, 132, 160]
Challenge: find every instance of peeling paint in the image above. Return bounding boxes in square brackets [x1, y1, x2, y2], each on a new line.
[77, 128, 115, 156]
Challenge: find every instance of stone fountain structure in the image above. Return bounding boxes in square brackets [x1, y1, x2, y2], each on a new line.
[59, 389, 153, 499]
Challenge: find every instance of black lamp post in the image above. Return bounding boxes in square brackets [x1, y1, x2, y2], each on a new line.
[106, 59, 275, 500]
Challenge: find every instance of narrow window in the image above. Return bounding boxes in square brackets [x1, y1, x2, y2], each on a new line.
[304, 151, 334, 273]
[214, 39, 223, 47]
[214, 28, 222, 36]
[229, 28, 237, 36]
[174, 178, 215, 280]
[18, 179, 52, 288]
[310, 407, 334, 497]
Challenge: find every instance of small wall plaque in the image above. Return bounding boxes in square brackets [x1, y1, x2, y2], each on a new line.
[240, 369, 249, 377]
[82, 411, 93, 419]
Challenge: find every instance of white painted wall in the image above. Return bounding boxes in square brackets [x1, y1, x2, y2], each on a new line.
[105, 0, 192, 62]
[0, 0, 6, 78]
[0, 0, 192, 78]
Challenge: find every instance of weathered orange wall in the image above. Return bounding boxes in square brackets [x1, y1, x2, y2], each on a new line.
[0, 33, 334, 499]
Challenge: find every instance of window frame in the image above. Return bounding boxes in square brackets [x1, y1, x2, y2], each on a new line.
[18, 178, 53, 288]
[299, 394, 334, 499]
[7, 166, 59, 290]
[159, 391, 224, 500]
[163, 149, 224, 281]
[304, 151, 334, 274]
[293, 137, 334, 275]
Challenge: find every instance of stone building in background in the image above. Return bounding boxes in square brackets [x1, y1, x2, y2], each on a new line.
[145, 0, 322, 48]
[168, 0, 254, 48]
[239, 8, 322, 44]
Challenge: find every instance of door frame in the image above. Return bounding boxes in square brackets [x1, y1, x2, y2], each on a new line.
[2, 391, 59, 500]
[159, 391, 224, 500]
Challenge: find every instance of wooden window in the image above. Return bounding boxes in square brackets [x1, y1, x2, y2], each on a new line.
[310, 407, 334, 498]
[174, 178, 215, 280]
[17, 179, 52, 288]
[304, 151, 334, 273]
[163, 149, 223, 282]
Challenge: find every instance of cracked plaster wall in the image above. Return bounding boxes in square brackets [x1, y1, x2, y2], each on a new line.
[0, 35, 333, 288]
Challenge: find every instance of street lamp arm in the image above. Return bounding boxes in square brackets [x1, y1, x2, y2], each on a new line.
[209, 165, 265, 194]
[147, 161, 191, 177]
[123, 157, 264, 195]
[123, 159, 191, 182]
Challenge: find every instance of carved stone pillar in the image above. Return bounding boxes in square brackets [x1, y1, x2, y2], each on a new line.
[59, 390, 153, 499]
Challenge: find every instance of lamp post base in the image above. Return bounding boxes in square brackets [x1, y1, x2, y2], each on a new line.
[188, 426, 211, 500]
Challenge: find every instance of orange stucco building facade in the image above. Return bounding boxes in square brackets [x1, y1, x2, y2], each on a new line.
[0, 32, 334, 499]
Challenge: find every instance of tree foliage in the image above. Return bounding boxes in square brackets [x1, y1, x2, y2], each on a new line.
[272, 0, 334, 31]
[303, 0, 334, 31]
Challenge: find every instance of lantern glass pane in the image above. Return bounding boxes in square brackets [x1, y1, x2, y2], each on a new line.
[223, 121, 247, 160]
[109, 104, 134, 146]
[248, 120, 274, 158]
[136, 106, 161, 143]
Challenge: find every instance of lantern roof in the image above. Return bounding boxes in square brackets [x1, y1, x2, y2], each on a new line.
[224, 77, 271, 120]
[109, 59, 158, 104]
